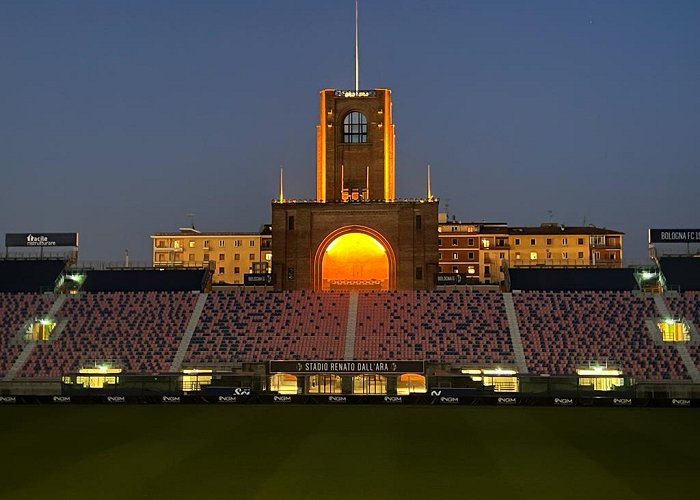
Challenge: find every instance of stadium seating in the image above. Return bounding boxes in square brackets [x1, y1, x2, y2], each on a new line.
[0, 293, 56, 376]
[513, 291, 688, 380]
[184, 290, 349, 364]
[0, 287, 693, 381]
[354, 290, 515, 364]
[18, 291, 198, 378]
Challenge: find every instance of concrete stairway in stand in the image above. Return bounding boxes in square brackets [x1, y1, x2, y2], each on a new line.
[169, 293, 209, 372]
[343, 292, 359, 360]
[502, 292, 529, 374]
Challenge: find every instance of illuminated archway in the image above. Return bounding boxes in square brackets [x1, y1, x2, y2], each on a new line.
[314, 226, 396, 291]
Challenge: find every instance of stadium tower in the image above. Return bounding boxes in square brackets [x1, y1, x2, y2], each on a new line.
[271, 5, 438, 291]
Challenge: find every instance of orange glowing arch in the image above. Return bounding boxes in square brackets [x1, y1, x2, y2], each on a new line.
[314, 226, 396, 291]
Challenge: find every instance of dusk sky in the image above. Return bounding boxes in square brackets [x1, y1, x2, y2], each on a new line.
[2, 0, 699, 263]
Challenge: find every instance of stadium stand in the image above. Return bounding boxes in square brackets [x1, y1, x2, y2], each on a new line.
[18, 291, 198, 378]
[79, 268, 209, 292]
[0, 259, 66, 292]
[509, 267, 638, 292]
[0, 293, 56, 376]
[354, 290, 515, 364]
[184, 290, 349, 364]
[513, 291, 688, 380]
[659, 257, 700, 291]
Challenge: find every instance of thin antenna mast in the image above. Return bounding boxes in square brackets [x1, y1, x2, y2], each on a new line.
[427, 164, 434, 201]
[279, 166, 285, 203]
[355, 0, 359, 91]
[366, 165, 370, 200]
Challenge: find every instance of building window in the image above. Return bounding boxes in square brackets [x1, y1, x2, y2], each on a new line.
[219, 240, 225, 247]
[452, 238, 458, 247]
[578, 238, 584, 245]
[546, 238, 552, 245]
[497, 238, 506, 247]
[515, 252, 521, 259]
[452, 226, 458, 232]
[174, 240, 182, 249]
[234, 254, 240, 261]
[530, 252, 537, 260]
[234, 240, 242, 247]
[249, 253, 255, 260]
[482, 239, 490, 248]
[562, 252, 569, 259]
[562, 238, 568, 246]
[468, 252, 475, 260]
[468, 238, 475, 246]
[204, 253, 210, 262]
[188, 254, 194, 262]
[189, 240, 195, 248]
[288, 216, 295, 230]
[578, 251, 584, 259]
[218, 253, 225, 261]
[234, 267, 240, 274]
[438, 238, 443, 247]
[415, 266, 423, 280]
[452, 252, 459, 260]
[452, 266, 459, 273]
[203, 240, 209, 249]
[485, 265, 491, 277]
[415, 215, 422, 230]
[343, 112, 368, 143]
[265, 253, 272, 261]
[610, 253, 617, 260]
[157, 253, 165, 262]
[218, 267, 225, 274]
[594, 251, 601, 260]
[467, 266, 475, 275]
[514, 238, 520, 246]
[530, 238, 536, 246]
[249, 240, 255, 247]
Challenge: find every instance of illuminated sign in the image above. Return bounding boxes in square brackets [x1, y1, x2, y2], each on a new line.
[269, 360, 425, 374]
[5, 233, 79, 247]
[243, 273, 274, 286]
[649, 229, 700, 244]
[435, 273, 468, 285]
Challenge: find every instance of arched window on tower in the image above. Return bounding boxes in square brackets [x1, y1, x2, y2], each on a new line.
[343, 111, 368, 143]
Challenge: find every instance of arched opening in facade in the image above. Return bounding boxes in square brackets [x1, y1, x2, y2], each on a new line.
[315, 226, 395, 291]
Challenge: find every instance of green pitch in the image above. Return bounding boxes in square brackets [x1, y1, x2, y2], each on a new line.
[0, 406, 697, 500]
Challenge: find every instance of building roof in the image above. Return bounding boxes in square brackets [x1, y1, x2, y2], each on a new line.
[507, 225, 623, 236]
[151, 231, 269, 237]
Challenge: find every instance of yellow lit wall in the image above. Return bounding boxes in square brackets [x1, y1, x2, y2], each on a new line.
[151, 232, 272, 285]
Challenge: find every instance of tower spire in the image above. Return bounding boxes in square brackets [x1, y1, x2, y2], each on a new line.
[355, 0, 360, 91]
[279, 166, 285, 203]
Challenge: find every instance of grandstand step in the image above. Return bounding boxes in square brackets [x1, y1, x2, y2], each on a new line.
[344, 292, 358, 360]
[653, 295, 673, 319]
[502, 293, 529, 374]
[169, 292, 209, 372]
[676, 345, 700, 383]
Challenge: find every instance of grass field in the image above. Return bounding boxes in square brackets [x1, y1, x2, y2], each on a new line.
[0, 405, 698, 499]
